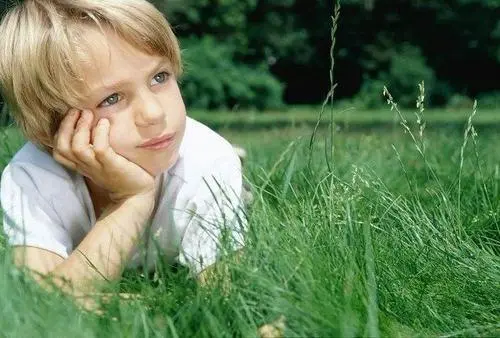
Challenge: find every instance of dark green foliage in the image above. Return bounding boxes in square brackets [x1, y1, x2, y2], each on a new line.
[150, 0, 500, 107]
[180, 37, 283, 110]
[1, 1, 499, 108]
[358, 44, 436, 108]
[154, 0, 307, 64]
[477, 91, 500, 109]
[337, 0, 500, 104]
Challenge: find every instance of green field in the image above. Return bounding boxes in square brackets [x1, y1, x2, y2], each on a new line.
[0, 108, 499, 337]
[189, 106, 500, 131]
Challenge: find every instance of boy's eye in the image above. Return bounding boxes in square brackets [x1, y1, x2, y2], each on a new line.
[152, 71, 169, 85]
[99, 93, 121, 108]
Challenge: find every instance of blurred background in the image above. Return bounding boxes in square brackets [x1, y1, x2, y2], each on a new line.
[0, 0, 499, 115]
[152, 0, 500, 111]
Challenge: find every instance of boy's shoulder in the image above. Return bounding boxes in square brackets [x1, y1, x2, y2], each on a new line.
[2, 142, 75, 195]
[7, 142, 71, 177]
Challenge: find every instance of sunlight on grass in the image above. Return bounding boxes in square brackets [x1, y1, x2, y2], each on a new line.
[1, 104, 499, 336]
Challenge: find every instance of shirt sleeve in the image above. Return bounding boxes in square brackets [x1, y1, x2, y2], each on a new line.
[1, 164, 72, 259]
[178, 155, 247, 274]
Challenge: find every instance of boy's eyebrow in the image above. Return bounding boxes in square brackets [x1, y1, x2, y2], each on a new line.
[89, 58, 169, 94]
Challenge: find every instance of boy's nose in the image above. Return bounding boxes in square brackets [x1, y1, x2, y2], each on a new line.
[135, 92, 165, 126]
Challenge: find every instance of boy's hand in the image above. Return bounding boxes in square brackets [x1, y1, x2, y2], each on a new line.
[52, 109, 156, 202]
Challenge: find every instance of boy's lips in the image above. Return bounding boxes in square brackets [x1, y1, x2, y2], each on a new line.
[139, 133, 176, 149]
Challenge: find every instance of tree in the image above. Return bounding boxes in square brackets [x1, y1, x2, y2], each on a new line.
[151, 0, 500, 106]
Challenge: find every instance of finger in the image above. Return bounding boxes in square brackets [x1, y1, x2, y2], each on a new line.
[72, 110, 97, 166]
[93, 118, 116, 165]
[56, 109, 81, 160]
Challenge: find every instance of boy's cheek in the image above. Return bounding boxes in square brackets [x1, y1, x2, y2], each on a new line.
[108, 125, 134, 154]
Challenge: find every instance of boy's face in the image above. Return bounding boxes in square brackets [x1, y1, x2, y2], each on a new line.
[77, 29, 186, 176]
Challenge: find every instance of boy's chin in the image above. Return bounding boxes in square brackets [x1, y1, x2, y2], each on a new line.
[143, 153, 180, 177]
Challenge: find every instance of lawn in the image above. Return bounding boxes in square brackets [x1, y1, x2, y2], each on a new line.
[0, 107, 499, 337]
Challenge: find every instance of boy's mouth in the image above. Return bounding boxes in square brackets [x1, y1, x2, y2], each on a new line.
[139, 133, 176, 150]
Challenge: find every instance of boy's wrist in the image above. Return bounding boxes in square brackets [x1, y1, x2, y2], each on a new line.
[106, 192, 156, 220]
[124, 191, 156, 209]
[105, 175, 162, 219]
[110, 174, 161, 206]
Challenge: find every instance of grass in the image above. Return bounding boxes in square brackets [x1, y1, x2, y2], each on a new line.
[0, 106, 499, 337]
[188, 105, 500, 132]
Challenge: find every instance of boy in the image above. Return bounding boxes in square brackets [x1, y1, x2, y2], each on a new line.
[0, 0, 245, 293]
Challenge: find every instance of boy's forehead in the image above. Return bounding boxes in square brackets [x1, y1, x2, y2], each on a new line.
[78, 28, 127, 68]
[77, 29, 168, 94]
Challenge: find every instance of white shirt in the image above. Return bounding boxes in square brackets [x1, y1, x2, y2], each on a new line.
[0, 117, 245, 274]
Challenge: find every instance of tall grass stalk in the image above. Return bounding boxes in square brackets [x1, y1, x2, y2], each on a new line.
[383, 84, 451, 213]
[458, 100, 477, 224]
[310, 1, 340, 172]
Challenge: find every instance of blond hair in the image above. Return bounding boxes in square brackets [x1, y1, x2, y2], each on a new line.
[0, 0, 182, 152]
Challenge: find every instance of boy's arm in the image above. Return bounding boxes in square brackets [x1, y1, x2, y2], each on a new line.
[13, 191, 155, 292]
[9, 108, 157, 293]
